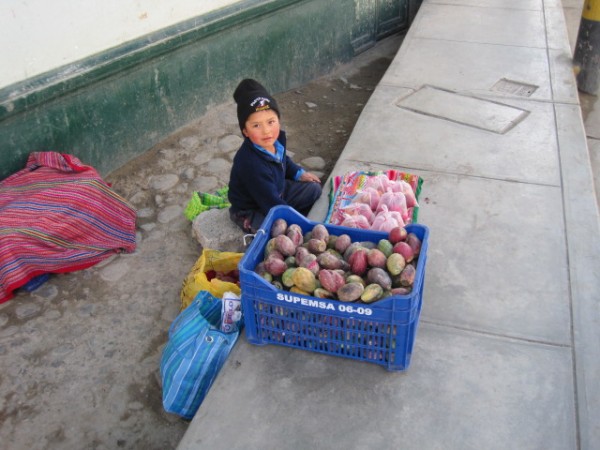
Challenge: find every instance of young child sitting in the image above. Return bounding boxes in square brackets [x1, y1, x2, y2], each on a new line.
[228, 79, 322, 233]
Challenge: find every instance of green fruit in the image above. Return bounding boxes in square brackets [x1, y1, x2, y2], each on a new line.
[377, 239, 394, 258]
[282, 267, 297, 288]
[361, 283, 383, 303]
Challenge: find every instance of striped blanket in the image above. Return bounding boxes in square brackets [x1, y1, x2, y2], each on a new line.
[0, 152, 137, 303]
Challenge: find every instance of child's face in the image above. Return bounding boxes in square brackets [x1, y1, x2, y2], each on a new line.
[242, 109, 280, 150]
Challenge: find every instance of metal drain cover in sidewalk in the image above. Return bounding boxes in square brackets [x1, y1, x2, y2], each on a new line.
[396, 85, 529, 134]
[491, 78, 538, 97]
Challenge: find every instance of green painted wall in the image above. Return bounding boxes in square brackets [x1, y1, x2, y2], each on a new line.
[0, 0, 413, 180]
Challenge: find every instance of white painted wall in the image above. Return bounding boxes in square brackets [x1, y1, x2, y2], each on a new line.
[0, 0, 240, 89]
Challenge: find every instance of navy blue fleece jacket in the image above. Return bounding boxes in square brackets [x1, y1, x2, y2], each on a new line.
[228, 130, 303, 215]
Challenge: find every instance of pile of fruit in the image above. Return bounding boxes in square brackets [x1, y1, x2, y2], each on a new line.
[204, 269, 240, 285]
[254, 218, 422, 304]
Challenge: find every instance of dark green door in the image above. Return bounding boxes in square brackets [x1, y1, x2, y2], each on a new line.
[352, 0, 420, 54]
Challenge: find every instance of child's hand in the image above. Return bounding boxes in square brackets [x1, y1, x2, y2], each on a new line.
[300, 172, 321, 183]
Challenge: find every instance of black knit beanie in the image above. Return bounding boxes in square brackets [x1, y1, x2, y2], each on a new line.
[233, 79, 280, 132]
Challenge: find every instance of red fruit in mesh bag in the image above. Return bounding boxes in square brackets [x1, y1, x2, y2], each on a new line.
[365, 174, 393, 194]
[370, 205, 400, 233]
[398, 180, 418, 208]
[355, 187, 381, 211]
[340, 203, 374, 224]
[340, 213, 370, 229]
[376, 189, 409, 222]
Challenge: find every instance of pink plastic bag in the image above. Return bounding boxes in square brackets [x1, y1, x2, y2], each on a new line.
[370, 205, 403, 232]
[390, 180, 419, 208]
[376, 189, 409, 222]
[364, 174, 393, 194]
[340, 202, 374, 224]
[340, 212, 371, 229]
[354, 187, 381, 211]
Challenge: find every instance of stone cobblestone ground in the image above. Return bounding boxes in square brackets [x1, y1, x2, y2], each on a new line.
[0, 35, 402, 449]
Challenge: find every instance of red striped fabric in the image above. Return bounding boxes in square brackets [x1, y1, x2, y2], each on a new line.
[0, 152, 137, 303]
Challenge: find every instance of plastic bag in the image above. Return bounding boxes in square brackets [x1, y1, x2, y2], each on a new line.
[340, 212, 371, 229]
[180, 249, 243, 310]
[376, 189, 409, 222]
[161, 291, 240, 419]
[354, 187, 381, 211]
[370, 205, 404, 232]
[340, 202, 375, 224]
[364, 174, 393, 194]
[390, 179, 419, 208]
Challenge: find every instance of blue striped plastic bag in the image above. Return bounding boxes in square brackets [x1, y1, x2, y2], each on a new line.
[160, 290, 239, 419]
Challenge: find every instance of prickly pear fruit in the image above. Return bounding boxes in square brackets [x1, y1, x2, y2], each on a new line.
[255, 261, 267, 276]
[367, 248, 387, 269]
[386, 253, 406, 276]
[274, 234, 296, 257]
[299, 253, 319, 275]
[295, 246, 310, 265]
[264, 238, 277, 258]
[271, 218, 288, 237]
[311, 223, 330, 242]
[392, 241, 414, 263]
[348, 248, 368, 276]
[345, 274, 366, 286]
[307, 238, 327, 254]
[284, 256, 297, 267]
[264, 256, 287, 277]
[282, 267, 296, 288]
[391, 286, 412, 295]
[317, 252, 343, 270]
[361, 283, 384, 303]
[334, 234, 352, 254]
[367, 267, 392, 290]
[399, 264, 416, 287]
[388, 226, 408, 244]
[290, 286, 311, 295]
[286, 224, 304, 247]
[291, 267, 317, 293]
[406, 233, 421, 256]
[337, 282, 364, 302]
[377, 239, 394, 258]
[318, 269, 346, 293]
[327, 235, 338, 249]
[313, 288, 335, 299]
[360, 241, 376, 250]
[265, 249, 285, 261]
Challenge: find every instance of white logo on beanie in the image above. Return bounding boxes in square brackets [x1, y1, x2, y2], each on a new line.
[250, 97, 272, 111]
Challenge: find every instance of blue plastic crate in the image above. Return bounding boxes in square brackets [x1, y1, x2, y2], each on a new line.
[239, 205, 429, 371]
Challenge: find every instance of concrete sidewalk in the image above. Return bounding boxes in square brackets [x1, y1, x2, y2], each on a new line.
[178, 1, 600, 449]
